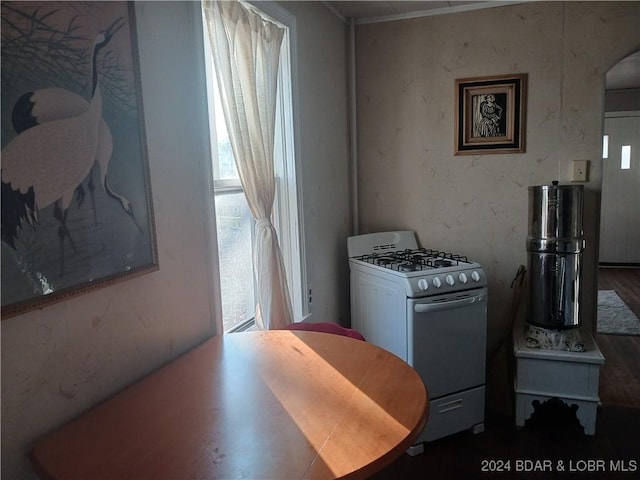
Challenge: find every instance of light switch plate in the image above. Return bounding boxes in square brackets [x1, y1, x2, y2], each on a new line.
[572, 160, 589, 182]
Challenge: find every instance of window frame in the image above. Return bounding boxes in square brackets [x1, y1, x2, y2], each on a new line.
[201, 1, 307, 332]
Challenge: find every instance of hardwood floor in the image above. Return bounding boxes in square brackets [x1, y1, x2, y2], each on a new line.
[597, 267, 640, 318]
[371, 268, 640, 480]
[371, 406, 639, 479]
[597, 267, 640, 408]
[597, 333, 640, 408]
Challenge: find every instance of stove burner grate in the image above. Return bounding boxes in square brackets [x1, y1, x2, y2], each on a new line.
[354, 248, 470, 271]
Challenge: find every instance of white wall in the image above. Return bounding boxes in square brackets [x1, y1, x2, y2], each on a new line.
[600, 112, 640, 263]
[282, 1, 352, 325]
[605, 87, 640, 112]
[0, 2, 351, 478]
[355, 1, 639, 355]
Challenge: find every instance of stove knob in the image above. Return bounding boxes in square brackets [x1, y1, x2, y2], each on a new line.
[445, 274, 455, 286]
[433, 277, 442, 288]
[459, 272, 468, 284]
[471, 271, 481, 282]
[417, 279, 429, 291]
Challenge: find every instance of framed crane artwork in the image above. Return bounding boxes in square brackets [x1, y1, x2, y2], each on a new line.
[1, 1, 158, 318]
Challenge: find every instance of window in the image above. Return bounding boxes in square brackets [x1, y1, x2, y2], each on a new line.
[602, 134, 609, 159]
[202, 2, 304, 332]
[621, 145, 631, 170]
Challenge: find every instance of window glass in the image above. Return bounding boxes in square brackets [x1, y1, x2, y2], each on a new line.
[215, 191, 255, 331]
[621, 145, 631, 170]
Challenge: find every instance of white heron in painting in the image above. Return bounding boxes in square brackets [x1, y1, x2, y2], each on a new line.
[11, 86, 143, 233]
[1, 17, 140, 275]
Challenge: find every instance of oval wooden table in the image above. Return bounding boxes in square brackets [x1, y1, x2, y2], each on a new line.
[30, 330, 428, 480]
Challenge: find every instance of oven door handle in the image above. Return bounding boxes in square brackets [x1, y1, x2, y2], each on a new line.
[414, 295, 484, 313]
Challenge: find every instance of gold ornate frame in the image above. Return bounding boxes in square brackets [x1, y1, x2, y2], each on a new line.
[1, 2, 158, 319]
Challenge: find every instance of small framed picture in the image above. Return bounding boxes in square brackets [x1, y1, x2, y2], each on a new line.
[455, 74, 527, 155]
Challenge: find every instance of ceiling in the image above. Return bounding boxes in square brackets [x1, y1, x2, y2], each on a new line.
[325, 1, 504, 22]
[325, 1, 640, 89]
[606, 52, 640, 90]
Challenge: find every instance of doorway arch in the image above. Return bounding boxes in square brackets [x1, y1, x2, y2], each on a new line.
[599, 50, 640, 266]
[594, 50, 640, 407]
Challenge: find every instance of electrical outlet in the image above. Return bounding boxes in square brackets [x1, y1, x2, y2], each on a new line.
[572, 160, 589, 182]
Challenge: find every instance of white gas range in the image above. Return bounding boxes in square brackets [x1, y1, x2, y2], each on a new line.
[348, 231, 487, 449]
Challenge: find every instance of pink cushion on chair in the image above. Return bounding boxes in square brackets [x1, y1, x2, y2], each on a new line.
[281, 322, 366, 341]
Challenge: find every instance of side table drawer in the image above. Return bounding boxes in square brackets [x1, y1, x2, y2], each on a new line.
[515, 357, 601, 400]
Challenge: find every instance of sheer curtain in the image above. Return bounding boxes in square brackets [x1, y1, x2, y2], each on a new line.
[203, 0, 293, 330]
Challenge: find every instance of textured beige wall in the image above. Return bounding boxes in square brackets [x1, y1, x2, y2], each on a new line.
[355, 2, 640, 353]
[1, 2, 350, 478]
[1, 4, 219, 478]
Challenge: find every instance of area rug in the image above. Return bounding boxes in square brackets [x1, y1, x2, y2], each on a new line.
[597, 290, 640, 335]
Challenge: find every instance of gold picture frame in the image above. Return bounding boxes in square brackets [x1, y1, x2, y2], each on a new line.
[455, 74, 527, 155]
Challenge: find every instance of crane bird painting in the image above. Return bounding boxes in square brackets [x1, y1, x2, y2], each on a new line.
[1, 2, 157, 318]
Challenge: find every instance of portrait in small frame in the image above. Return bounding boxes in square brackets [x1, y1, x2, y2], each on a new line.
[455, 74, 527, 155]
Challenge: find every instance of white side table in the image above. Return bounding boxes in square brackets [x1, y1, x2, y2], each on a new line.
[513, 324, 605, 435]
